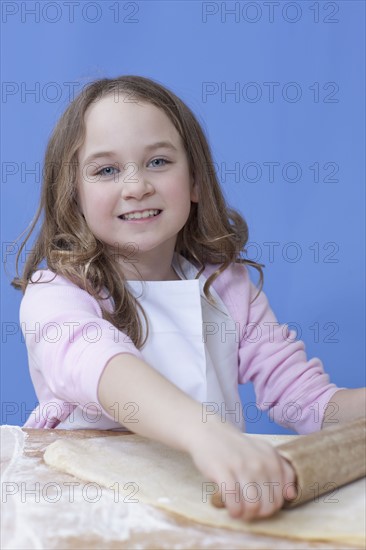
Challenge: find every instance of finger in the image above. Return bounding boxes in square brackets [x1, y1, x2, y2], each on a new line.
[236, 467, 278, 521]
[280, 457, 298, 501]
[218, 476, 243, 519]
[252, 451, 291, 518]
[222, 474, 264, 522]
[255, 451, 286, 517]
[239, 480, 265, 521]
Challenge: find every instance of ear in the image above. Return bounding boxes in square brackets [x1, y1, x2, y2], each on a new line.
[190, 179, 199, 203]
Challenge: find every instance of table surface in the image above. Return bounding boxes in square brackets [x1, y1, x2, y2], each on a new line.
[1, 427, 361, 550]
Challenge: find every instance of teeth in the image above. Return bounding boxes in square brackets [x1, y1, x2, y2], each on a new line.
[122, 209, 160, 220]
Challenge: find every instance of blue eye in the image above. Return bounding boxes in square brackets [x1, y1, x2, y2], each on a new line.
[97, 166, 119, 177]
[95, 158, 170, 177]
[149, 158, 170, 167]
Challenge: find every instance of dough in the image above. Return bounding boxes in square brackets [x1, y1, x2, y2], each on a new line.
[43, 434, 365, 547]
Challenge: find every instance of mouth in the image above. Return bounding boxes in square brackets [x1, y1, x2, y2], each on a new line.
[118, 209, 162, 221]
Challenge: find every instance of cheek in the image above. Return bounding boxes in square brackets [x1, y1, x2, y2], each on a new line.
[166, 170, 192, 201]
[79, 185, 114, 216]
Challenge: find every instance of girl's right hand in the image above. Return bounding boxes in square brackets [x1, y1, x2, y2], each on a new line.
[188, 421, 297, 521]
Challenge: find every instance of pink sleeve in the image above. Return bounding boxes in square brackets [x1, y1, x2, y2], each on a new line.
[20, 270, 144, 422]
[236, 267, 341, 434]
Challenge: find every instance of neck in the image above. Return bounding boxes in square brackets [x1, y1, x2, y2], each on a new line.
[117, 258, 181, 281]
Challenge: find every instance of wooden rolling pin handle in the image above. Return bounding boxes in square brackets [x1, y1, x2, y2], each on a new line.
[211, 418, 366, 511]
[277, 417, 366, 508]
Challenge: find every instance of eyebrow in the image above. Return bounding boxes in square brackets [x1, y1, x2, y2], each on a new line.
[82, 141, 178, 166]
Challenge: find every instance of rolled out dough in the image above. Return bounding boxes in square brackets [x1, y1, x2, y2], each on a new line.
[43, 434, 365, 547]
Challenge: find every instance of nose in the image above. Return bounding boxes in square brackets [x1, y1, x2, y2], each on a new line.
[120, 162, 154, 200]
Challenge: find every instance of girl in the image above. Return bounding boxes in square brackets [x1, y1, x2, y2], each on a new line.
[13, 75, 365, 522]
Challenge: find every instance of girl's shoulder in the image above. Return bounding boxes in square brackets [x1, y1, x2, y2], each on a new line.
[203, 259, 252, 294]
[20, 268, 105, 319]
[25, 268, 86, 294]
[28, 268, 74, 286]
[202, 260, 255, 313]
[202, 260, 269, 326]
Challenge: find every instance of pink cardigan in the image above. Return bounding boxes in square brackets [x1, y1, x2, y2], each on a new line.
[20, 260, 339, 434]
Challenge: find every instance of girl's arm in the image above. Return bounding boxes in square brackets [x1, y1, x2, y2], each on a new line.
[98, 353, 296, 521]
[322, 388, 366, 428]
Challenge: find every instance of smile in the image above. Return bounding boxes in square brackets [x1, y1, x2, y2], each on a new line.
[118, 209, 162, 221]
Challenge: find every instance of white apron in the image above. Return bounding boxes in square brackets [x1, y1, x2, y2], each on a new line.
[56, 253, 243, 431]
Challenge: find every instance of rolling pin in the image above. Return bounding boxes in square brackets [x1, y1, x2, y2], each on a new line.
[211, 417, 366, 509]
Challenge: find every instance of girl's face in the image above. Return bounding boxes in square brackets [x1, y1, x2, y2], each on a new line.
[77, 95, 198, 275]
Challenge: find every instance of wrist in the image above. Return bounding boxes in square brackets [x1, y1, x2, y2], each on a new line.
[182, 405, 239, 456]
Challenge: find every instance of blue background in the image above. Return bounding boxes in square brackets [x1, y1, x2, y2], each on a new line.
[1, 1, 365, 433]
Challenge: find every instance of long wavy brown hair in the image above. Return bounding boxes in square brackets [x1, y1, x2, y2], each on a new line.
[11, 75, 265, 349]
